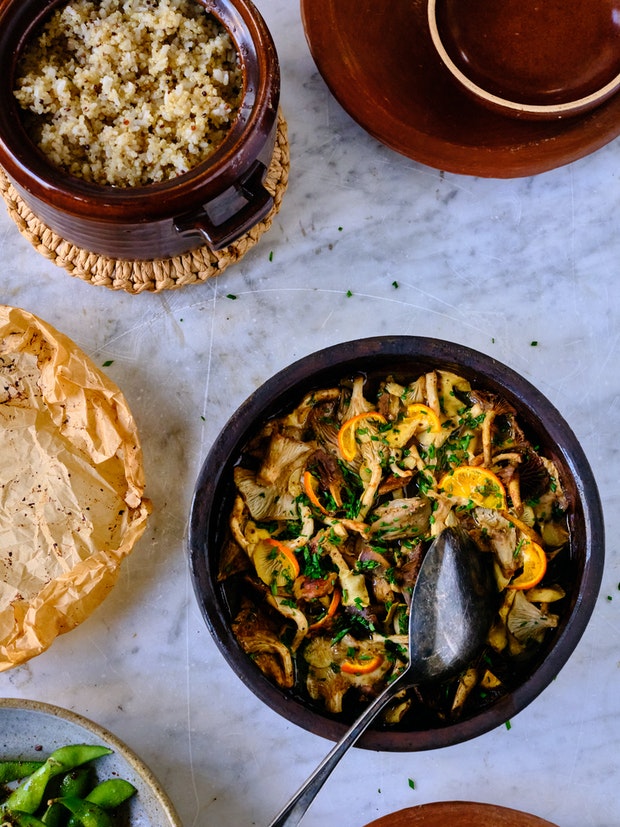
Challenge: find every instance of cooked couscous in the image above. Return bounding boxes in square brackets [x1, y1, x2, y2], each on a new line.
[13, 0, 243, 187]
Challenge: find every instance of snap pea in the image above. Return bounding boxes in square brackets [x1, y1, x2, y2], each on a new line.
[0, 746, 112, 815]
[0, 763, 43, 785]
[53, 796, 112, 827]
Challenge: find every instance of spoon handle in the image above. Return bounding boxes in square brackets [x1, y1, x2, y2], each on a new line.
[267, 676, 405, 827]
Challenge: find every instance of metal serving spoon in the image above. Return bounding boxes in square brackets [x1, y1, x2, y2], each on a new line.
[267, 527, 496, 827]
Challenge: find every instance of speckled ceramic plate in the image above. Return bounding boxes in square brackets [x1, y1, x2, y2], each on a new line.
[0, 698, 181, 827]
[364, 801, 559, 827]
[301, 0, 620, 177]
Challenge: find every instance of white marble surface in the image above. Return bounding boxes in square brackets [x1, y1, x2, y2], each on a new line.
[1, 2, 620, 826]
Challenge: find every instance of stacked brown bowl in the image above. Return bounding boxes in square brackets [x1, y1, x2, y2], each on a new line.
[428, 0, 620, 119]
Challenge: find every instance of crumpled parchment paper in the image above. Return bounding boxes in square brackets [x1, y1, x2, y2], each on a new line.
[0, 305, 151, 671]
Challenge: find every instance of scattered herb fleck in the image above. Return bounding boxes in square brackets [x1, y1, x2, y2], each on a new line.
[102, 360, 114, 367]
[200, 415, 206, 422]
[530, 341, 538, 347]
[607, 595, 612, 601]
[338, 226, 343, 232]
[346, 289, 353, 298]
[226, 293, 237, 300]
[505, 719, 512, 730]
[408, 778, 416, 790]
[269, 251, 274, 261]
[392, 280, 399, 288]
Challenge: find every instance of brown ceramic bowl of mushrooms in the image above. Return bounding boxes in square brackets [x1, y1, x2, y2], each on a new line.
[188, 336, 604, 751]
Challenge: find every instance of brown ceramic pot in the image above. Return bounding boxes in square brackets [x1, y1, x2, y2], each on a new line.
[0, 0, 280, 259]
[188, 336, 605, 751]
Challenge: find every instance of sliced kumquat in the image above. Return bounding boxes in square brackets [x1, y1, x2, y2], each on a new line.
[303, 469, 328, 514]
[337, 411, 387, 462]
[252, 537, 300, 589]
[340, 652, 384, 675]
[308, 588, 341, 630]
[508, 539, 547, 590]
[438, 465, 507, 510]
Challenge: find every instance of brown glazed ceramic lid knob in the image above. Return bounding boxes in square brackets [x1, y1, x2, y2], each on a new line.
[428, 0, 620, 119]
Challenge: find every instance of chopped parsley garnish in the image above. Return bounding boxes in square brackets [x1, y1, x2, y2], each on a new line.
[355, 559, 380, 573]
[301, 546, 333, 580]
[331, 611, 375, 643]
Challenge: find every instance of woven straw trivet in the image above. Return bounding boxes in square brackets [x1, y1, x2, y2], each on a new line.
[0, 111, 289, 293]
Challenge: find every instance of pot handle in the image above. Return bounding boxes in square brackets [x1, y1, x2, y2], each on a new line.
[174, 160, 273, 251]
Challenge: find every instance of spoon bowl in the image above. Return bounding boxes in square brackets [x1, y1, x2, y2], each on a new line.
[267, 528, 495, 827]
[408, 528, 496, 683]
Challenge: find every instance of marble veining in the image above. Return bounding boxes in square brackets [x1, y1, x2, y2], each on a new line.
[1, 2, 620, 826]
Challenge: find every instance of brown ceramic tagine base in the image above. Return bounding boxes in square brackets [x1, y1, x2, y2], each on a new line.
[364, 801, 559, 827]
[0, 112, 289, 294]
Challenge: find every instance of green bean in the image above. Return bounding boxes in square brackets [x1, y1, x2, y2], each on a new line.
[0, 763, 43, 785]
[0, 746, 112, 815]
[53, 796, 112, 827]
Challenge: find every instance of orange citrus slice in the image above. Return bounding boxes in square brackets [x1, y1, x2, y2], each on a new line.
[337, 411, 387, 462]
[252, 538, 300, 590]
[309, 588, 341, 630]
[438, 465, 507, 510]
[508, 539, 547, 590]
[303, 469, 328, 514]
[341, 653, 383, 675]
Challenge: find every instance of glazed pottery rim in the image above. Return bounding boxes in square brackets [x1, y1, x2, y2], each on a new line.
[362, 799, 560, 827]
[188, 336, 605, 751]
[0, 0, 280, 218]
[0, 697, 182, 826]
[427, 0, 620, 119]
